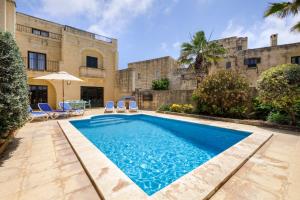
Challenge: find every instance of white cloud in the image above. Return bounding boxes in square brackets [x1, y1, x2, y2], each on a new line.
[221, 16, 300, 48]
[40, 0, 101, 18]
[160, 42, 168, 52]
[172, 41, 181, 50]
[38, 0, 154, 36]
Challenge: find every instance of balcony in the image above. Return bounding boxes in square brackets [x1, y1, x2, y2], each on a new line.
[79, 66, 105, 78]
[64, 26, 113, 43]
[16, 24, 62, 41]
[22, 57, 60, 72]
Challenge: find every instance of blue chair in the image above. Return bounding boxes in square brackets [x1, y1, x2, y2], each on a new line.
[129, 101, 138, 112]
[104, 101, 114, 113]
[117, 101, 126, 113]
[38, 103, 69, 119]
[28, 106, 49, 121]
[59, 102, 84, 116]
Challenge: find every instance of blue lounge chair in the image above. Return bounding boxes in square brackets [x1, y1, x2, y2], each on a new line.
[59, 102, 84, 116]
[104, 101, 114, 113]
[38, 103, 69, 119]
[117, 101, 126, 112]
[28, 106, 48, 121]
[129, 101, 138, 112]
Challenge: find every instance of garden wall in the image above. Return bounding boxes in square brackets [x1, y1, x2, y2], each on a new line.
[136, 89, 194, 110]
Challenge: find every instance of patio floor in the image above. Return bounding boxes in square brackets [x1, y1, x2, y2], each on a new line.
[0, 109, 299, 200]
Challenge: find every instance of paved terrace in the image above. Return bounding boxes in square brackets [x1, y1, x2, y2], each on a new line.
[0, 109, 299, 200]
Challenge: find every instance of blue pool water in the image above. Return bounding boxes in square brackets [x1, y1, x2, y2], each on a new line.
[71, 114, 250, 195]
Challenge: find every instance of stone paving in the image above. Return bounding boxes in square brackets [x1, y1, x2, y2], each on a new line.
[0, 109, 299, 200]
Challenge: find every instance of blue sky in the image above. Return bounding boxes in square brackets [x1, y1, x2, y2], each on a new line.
[16, 0, 300, 69]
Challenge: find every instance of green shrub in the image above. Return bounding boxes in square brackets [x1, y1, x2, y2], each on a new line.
[152, 78, 169, 90]
[168, 104, 194, 113]
[251, 97, 274, 120]
[193, 70, 250, 118]
[158, 104, 170, 111]
[257, 64, 300, 125]
[267, 112, 291, 125]
[182, 104, 193, 113]
[0, 31, 29, 139]
[170, 104, 183, 112]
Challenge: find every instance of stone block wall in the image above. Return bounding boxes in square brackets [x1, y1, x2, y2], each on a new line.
[136, 90, 194, 110]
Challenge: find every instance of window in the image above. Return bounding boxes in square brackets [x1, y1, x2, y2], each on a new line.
[86, 56, 98, 68]
[291, 56, 300, 64]
[244, 57, 261, 68]
[226, 62, 232, 69]
[138, 73, 141, 80]
[32, 28, 49, 37]
[237, 45, 243, 51]
[28, 52, 46, 71]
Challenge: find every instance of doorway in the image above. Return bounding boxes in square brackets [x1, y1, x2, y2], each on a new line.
[29, 85, 48, 109]
[80, 86, 104, 107]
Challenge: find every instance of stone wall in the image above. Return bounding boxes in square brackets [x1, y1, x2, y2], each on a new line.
[136, 90, 194, 110]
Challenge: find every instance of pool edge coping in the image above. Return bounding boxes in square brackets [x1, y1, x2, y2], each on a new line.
[58, 113, 273, 200]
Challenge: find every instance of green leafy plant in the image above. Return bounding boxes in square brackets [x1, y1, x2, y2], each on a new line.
[170, 104, 183, 113]
[152, 78, 169, 90]
[267, 112, 291, 125]
[158, 104, 170, 111]
[251, 97, 274, 120]
[257, 64, 300, 125]
[182, 104, 193, 114]
[193, 70, 250, 118]
[264, 1, 300, 32]
[0, 31, 29, 139]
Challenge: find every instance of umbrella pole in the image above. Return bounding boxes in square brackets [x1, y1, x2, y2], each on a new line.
[62, 80, 64, 111]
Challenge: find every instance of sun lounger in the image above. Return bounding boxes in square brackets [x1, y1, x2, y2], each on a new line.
[117, 101, 126, 113]
[28, 106, 48, 121]
[38, 103, 69, 119]
[129, 101, 138, 112]
[59, 102, 84, 116]
[104, 101, 114, 113]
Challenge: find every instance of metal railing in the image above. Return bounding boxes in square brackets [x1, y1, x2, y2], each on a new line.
[22, 57, 60, 72]
[16, 24, 62, 40]
[64, 25, 113, 43]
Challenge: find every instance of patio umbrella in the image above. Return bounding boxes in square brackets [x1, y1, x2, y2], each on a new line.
[34, 71, 83, 111]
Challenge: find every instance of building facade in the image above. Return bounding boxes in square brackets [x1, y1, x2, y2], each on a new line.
[1, 0, 118, 109]
[1, 0, 300, 110]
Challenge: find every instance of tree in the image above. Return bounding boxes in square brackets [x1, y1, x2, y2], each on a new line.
[178, 31, 226, 86]
[193, 70, 250, 118]
[0, 31, 29, 139]
[152, 78, 169, 90]
[264, 0, 300, 32]
[257, 64, 300, 125]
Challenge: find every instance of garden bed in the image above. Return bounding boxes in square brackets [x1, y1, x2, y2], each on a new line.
[157, 111, 300, 132]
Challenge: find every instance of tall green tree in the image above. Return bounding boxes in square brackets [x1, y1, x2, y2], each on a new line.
[264, 0, 300, 31]
[178, 31, 226, 86]
[0, 31, 29, 138]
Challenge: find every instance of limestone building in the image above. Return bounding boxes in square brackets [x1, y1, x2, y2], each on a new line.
[117, 35, 300, 99]
[0, 0, 118, 109]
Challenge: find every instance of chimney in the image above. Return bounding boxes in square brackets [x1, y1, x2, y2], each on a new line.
[270, 34, 278, 47]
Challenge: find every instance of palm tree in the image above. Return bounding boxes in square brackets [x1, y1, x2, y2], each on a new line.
[178, 31, 226, 86]
[264, 0, 300, 31]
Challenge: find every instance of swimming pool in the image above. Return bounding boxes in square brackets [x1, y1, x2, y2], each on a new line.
[71, 114, 251, 195]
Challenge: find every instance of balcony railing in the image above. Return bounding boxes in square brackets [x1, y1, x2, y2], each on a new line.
[64, 26, 113, 43]
[79, 66, 105, 78]
[16, 24, 62, 40]
[22, 57, 60, 72]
